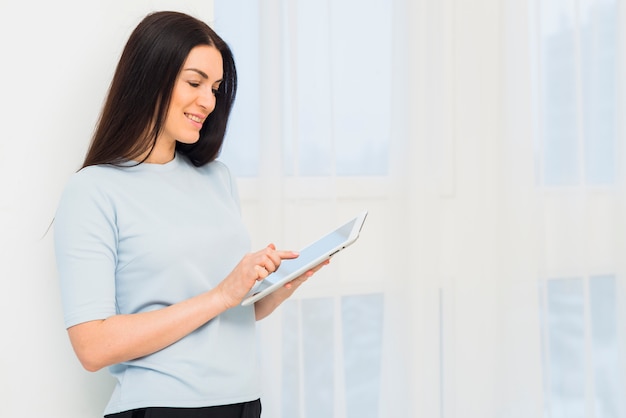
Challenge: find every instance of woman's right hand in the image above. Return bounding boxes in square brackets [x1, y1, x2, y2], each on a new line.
[217, 244, 299, 309]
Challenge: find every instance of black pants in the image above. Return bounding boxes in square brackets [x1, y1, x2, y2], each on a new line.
[104, 399, 261, 418]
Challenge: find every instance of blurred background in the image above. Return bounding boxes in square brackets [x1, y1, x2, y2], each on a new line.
[0, 0, 624, 417]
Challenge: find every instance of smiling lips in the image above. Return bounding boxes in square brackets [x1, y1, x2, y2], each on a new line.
[185, 113, 204, 125]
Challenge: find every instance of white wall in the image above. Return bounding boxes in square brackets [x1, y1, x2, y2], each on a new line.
[0, 2, 213, 416]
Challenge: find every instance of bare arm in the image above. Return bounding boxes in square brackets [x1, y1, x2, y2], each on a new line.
[68, 245, 296, 372]
[68, 289, 227, 372]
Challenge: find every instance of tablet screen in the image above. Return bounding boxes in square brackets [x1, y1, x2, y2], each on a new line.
[241, 211, 367, 306]
[267, 228, 349, 285]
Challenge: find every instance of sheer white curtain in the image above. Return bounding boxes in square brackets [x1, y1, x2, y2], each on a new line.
[520, 0, 626, 417]
[503, 1, 626, 417]
[213, 0, 625, 417]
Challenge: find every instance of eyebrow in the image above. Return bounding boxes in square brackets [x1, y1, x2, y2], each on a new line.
[183, 68, 222, 84]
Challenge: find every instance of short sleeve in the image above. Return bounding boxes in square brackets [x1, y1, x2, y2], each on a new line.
[54, 170, 118, 328]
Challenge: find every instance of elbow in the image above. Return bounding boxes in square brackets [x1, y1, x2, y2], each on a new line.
[80, 357, 106, 373]
[67, 321, 110, 372]
[73, 347, 107, 372]
[81, 362, 102, 373]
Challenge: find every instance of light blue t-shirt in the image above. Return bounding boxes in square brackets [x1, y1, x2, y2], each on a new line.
[54, 154, 260, 415]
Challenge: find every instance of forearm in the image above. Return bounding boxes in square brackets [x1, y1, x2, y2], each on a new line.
[254, 290, 290, 320]
[254, 260, 330, 320]
[68, 288, 229, 372]
[254, 273, 312, 320]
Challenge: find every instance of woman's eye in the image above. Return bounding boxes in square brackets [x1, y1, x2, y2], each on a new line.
[188, 81, 200, 88]
[212, 88, 219, 95]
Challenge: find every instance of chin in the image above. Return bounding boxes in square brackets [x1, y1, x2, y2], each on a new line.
[177, 136, 201, 145]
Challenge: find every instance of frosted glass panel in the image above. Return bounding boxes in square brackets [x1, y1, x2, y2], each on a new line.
[589, 275, 622, 418]
[540, 275, 624, 418]
[342, 293, 384, 418]
[540, 2, 579, 186]
[281, 301, 302, 417]
[538, 0, 617, 186]
[328, 0, 391, 176]
[213, 0, 260, 177]
[288, 0, 333, 176]
[288, 0, 391, 176]
[302, 298, 335, 417]
[280, 295, 386, 418]
[543, 278, 586, 418]
[580, 4, 616, 185]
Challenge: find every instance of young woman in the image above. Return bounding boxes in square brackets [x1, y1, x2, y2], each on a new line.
[54, 11, 325, 418]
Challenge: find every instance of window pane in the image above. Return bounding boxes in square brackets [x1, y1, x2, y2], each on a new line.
[580, 1, 616, 185]
[329, 0, 391, 176]
[541, 278, 586, 418]
[589, 275, 622, 417]
[540, 1, 579, 186]
[281, 301, 302, 417]
[538, 0, 617, 186]
[289, 0, 392, 176]
[302, 298, 335, 417]
[214, 0, 260, 177]
[288, 0, 334, 176]
[342, 293, 384, 418]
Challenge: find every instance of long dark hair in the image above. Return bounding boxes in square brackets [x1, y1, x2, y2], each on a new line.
[82, 11, 237, 168]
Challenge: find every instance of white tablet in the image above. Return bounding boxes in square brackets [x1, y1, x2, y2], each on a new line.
[241, 210, 368, 306]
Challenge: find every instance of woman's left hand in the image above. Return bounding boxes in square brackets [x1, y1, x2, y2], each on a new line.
[253, 259, 330, 320]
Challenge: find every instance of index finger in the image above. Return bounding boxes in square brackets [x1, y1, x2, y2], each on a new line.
[267, 250, 297, 273]
[275, 250, 299, 261]
[262, 245, 299, 268]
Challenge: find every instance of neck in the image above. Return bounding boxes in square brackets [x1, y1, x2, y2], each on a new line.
[144, 150, 175, 164]
[139, 141, 176, 164]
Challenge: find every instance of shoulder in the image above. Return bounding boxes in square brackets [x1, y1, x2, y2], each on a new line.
[64, 164, 125, 190]
[194, 159, 236, 188]
[195, 159, 232, 176]
[56, 165, 126, 217]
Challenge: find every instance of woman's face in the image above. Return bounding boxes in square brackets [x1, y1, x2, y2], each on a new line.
[159, 45, 224, 149]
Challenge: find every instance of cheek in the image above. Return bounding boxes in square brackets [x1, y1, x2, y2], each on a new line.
[165, 97, 187, 125]
[168, 94, 185, 113]
[169, 84, 190, 110]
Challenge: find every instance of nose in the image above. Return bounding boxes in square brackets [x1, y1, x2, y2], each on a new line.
[197, 86, 216, 113]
